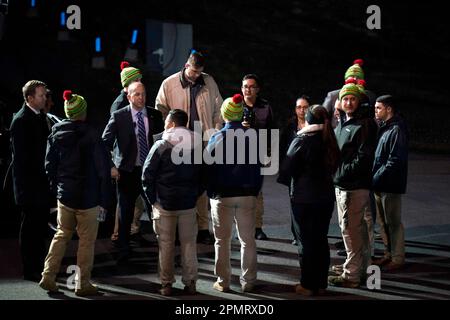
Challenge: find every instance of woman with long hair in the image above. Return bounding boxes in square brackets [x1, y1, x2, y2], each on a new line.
[278, 104, 340, 296]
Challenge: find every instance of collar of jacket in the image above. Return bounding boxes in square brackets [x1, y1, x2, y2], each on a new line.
[244, 97, 267, 109]
[223, 121, 245, 130]
[179, 68, 205, 89]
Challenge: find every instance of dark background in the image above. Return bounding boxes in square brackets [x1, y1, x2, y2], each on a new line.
[1, 0, 449, 148]
[1, 0, 449, 236]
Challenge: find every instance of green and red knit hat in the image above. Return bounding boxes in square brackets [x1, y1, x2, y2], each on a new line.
[344, 58, 365, 80]
[339, 78, 364, 101]
[120, 61, 142, 88]
[63, 90, 87, 119]
[221, 94, 244, 121]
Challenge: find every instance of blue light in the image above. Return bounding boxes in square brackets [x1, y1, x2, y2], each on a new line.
[95, 37, 101, 53]
[131, 29, 138, 45]
[60, 12, 66, 27]
[31, 0, 36, 8]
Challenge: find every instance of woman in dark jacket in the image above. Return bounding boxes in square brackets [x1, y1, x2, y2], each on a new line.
[278, 105, 340, 296]
[279, 95, 311, 245]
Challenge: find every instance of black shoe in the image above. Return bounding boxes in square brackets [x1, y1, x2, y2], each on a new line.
[335, 240, 345, 250]
[337, 249, 347, 257]
[197, 230, 214, 245]
[255, 228, 268, 240]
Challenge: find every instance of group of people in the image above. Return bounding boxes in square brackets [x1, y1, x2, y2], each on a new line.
[278, 59, 409, 294]
[9, 53, 408, 297]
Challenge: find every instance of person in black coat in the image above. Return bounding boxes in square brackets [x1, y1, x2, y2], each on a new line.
[39, 91, 113, 296]
[372, 95, 408, 271]
[278, 105, 340, 296]
[9, 80, 53, 281]
[102, 82, 164, 263]
[142, 109, 203, 296]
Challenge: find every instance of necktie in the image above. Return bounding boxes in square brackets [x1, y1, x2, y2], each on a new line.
[137, 111, 149, 165]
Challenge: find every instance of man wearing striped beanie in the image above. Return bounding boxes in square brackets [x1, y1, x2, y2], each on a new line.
[40, 90, 113, 296]
[110, 61, 142, 114]
[206, 94, 263, 293]
[328, 80, 378, 289]
[63, 90, 87, 120]
[322, 59, 377, 128]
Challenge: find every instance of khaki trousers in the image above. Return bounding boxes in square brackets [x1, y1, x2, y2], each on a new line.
[42, 201, 99, 288]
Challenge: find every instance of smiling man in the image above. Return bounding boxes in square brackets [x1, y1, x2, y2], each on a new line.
[328, 80, 378, 289]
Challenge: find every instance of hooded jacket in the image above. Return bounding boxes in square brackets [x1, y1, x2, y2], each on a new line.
[372, 115, 409, 194]
[45, 120, 113, 209]
[142, 127, 204, 211]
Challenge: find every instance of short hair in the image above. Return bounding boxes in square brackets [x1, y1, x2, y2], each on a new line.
[242, 74, 261, 87]
[376, 95, 396, 111]
[296, 94, 311, 105]
[168, 109, 188, 127]
[187, 51, 205, 68]
[22, 80, 47, 102]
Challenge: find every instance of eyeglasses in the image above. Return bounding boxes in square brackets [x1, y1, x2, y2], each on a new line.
[242, 85, 259, 90]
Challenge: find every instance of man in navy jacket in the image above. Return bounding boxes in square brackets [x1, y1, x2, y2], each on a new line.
[372, 95, 408, 271]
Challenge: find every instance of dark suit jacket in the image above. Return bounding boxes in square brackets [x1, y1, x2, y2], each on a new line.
[102, 105, 164, 172]
[10, 104, 52, 206]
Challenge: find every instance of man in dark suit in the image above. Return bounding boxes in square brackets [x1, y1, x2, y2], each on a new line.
[10, 80, 53, 281]
[102, 82, 164, 263]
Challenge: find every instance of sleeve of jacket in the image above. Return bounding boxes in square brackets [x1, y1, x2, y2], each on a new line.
[142, 142, 162, 205]
[372, 126, 407, 186]
[155, 81, 170, 120]
[45, 132, 59, 197]
[101, 113, 117, 168]
[277, 135, 305, 186]
[94, 139, 113, 209]
[209, 77, 224, 130]
[10, 117, 27, 204]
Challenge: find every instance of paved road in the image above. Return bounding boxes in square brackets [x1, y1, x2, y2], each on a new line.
[1, 152, 449, 302]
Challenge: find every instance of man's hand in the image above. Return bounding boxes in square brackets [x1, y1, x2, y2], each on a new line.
[242, 121, 251, 128]
[111, 166, 120, 181]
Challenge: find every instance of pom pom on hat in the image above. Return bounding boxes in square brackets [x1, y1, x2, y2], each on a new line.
[353, 59, 364, 66]
[63, 90, 87, 119]
[344, 58, 365, 80]
[221, 94, 244, 122]
[232, 94, 243, 104]
[63, 90, 72, 101]
[120, 61, 130, 70]
[345, 78, 358, 85]
[120, 61, 142, 88]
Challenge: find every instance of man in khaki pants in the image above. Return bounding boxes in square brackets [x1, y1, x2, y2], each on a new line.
[328, 81, 377, 288]
[39, 91, 112, 296]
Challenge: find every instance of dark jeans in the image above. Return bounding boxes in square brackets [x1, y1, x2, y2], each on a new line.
[20, 205, 49, 277]
[117, 167, 150, 254]
[291, 201, 333, 291]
